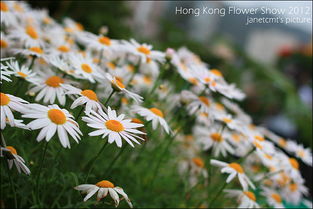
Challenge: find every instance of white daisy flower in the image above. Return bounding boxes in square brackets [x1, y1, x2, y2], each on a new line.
[194, 125, 235, 157]
[22, 104, 82, 148]
[282, 180, 308, 205]
[74, 180, 133, 208]
[187, 94, 213, 115]
[291, 144, 312, 166]
[28, 72, 74, 106]
[105, 73, 143, 103]
[181, 157, 208, 187]
[0, 92, 28, 129]
[5, 60, 39, 84]
[78, 32, 120, 54]
[132, 106, 171, 134]
[216, 114, 244, 133]
[69, 53, 103, 83]
[3, 146, 31, 175]
[282, 157, 301, 179]
[123, 39, 165, 63]
[261, 187, 285, 208]
[47, 55, 82, 78]
[1, 32, 13, 56]
[13, 46, 46, 59]
[82, 107, 145, 148]
[64, 85, 103, 114]
[210, 159, 256, 190]
[0, 2, 17, 26]
[225, 189, 260, 208]
[139, 58, 160, 78]
[8, 24, 44, 47]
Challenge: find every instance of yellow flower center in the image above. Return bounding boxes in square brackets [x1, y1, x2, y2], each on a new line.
[127, 64, 135, 72]
[17, 72, 28, 78]
[81, 90, 98, 101]
[0, 39, 8, 48]
[228, 163, 244, 173]
[25, 26, 38, 39]
[232, 134, 241, 142]
[215, 103, 224, 110]
[106, 62, 116, 70]
[264, 154, 273, 160]
[243, 191, 256, 201]
[96, 180, 114, 188]
[149, 108, 164, 118]
[198, 96, 210, 106]
[249, 124, 256, 130]
[222, 118, 232, 123]
[75, 23, 84, 31]
[297, 150, 305, 158]
[6, 146, 17, 155]
[271, 193, 282, 203]
[131, 118, 143, 124]
[38, 58, 47, 65]
[105, 120, 125, 132]
[277, 172, 290, 186]
[210, 133, 223, 142]
[57, 45, 70, 53]
[255, 136, 265, 141]
[253, 140, 263, 150]
[0, 2, 9, 12]
[192, 157, 205, 168]
[45, 76, 64, 87]
[47, 109, 67, 125]
[121, 97, 128, 104]
[93, 58, 100, 64]
[278, 138, 287, 147]
[43, 17, 52, 24]
[29, 47, 43, 54]
[137, 46, 151, 55]
[204, 77, 211, 83]
[251, 165, 260, 172]
[289, 158, 299, 170]
[200, 112, 208, 117]
[211, 69, 223, 77]
[0, 93, 10, 106]
[289, 183, 298, 192]
[143, 76, 152, 85]
[14, 3, 24, 12]
[188, 78, 198, 85]
[64, 27, 73, 33]
[114, 78, 125, 89]
[98, 36, 111, 46]
[81, 64, 93, 73]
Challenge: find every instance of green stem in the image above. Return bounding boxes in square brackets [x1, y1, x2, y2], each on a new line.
[76, 106, 85, 119]
[208, 181, 227, 208]
[98, 49, 104, 66]
[28, 56, 36, 69]
[104, 90, 115, 107]
[14, 78, 25, 97]
[35, 142, 49, 205]
[104, 146, 127, 177]
[85, 141, 108, 183]
[150, 129, 180, 186]
[5, 161, 17, 208]
[257, 169, 283, 183]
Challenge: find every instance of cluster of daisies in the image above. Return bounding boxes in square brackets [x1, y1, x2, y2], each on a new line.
[0, 1, 312, 208]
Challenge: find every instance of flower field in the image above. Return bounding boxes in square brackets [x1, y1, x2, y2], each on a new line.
[0, 1, 312, 208]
